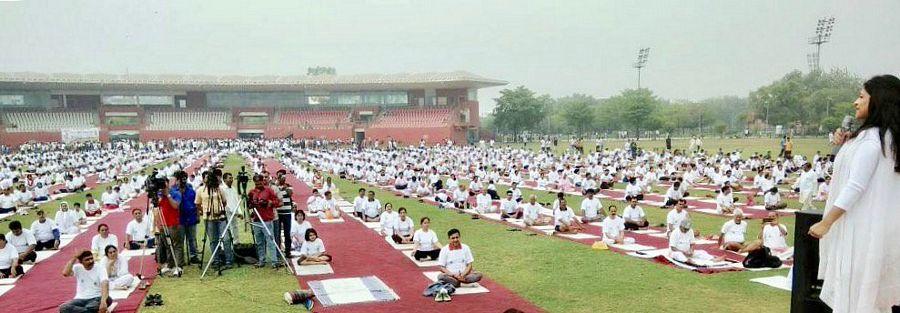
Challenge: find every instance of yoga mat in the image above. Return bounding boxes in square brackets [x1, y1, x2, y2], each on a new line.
[609, 243, 657, 252]
[0, 285, 13, 297]
[402, 251, 440, 267]
[309, 276, 399, 307]
[422, 271, 490, 295]
[119, 248, 154, 258]
[291, 260, 335, 276]
[557, 233, 601, 240]
[383, 236, 415, 251]
[109, 283, 138, 300]
[319, 217, 346, 223]
[749, 276, 792, 291]
[630, 229, 661, 234]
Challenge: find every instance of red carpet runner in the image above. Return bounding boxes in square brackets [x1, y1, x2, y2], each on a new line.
[265, 159, 544, 313]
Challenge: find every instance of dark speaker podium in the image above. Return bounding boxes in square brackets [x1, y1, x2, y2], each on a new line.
[791, 210, 831, 313]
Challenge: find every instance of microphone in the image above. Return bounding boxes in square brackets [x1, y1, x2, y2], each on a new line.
[841, 115, 854, 131]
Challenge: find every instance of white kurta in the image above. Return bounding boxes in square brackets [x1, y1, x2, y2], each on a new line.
[818, 128, 900, 312]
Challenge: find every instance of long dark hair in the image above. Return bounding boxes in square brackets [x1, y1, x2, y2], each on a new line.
[854, 75, 900, 172]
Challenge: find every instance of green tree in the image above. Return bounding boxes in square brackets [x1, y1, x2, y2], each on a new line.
[748, 69, 859, 134]
[604, 88, 662, 138]
[491, 86, 548, 141]
[557, 94, 599, 134]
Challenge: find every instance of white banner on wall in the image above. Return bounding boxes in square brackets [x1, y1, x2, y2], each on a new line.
[60, 128, 100, 143]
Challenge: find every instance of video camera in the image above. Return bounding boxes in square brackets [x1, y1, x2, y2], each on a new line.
[145, 176, 169, 202]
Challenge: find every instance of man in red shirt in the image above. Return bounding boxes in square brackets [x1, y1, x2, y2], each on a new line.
[248, 174, 281, 268]
[154, 183, 183, 272]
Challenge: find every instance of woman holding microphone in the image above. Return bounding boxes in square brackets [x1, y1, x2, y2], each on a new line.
[808, 75, 900, 312]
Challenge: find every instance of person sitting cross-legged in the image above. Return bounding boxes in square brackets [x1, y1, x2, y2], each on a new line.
[553, 198, 585, 233]
[0, 234, 23, 279]
[437, 228, 483, 287]
[622, 197, 649, 230]
[31, 210, 60, 251]
[297, 228, 332, 265]
[499, 190, 522, 219]
[579, 190, 604, 223]
[600, 206, 626, 244]
[718, 209, 748, 252]
[763, 187, 788, 211]
[522, 195, 551, 226]
[412, 217, 443, 261]
[60, 250, 112, 313]
[6, 221, 36, 264]
[390, 207, 415, 244]
[98, 245, 136, 290]
[669, 219, 725, 263]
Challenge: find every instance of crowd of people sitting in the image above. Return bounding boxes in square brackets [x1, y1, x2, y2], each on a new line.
[287, 137, 806, 267]
[0, 136, 812, 311]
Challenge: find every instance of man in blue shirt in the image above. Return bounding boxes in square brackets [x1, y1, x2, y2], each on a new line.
[169, 170, 199, 264]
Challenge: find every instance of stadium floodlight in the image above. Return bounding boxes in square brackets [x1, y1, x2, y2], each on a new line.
[632, 48, 650, 89]
[807, 52, 820, 72]
[808, 17, 835, 72]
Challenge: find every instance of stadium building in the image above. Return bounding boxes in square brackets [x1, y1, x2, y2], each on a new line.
[0, 71, 506, 147]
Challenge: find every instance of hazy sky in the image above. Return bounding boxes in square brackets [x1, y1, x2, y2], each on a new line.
[1, 0, 898, 115]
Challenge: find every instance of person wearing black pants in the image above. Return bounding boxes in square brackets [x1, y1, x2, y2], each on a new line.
[274, 173, 294, 257]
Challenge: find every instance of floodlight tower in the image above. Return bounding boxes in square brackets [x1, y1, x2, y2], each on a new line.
[633, 48, 650, 89]
[808, 17, 835, 72]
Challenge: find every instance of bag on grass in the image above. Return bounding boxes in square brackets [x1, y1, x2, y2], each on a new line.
[233, 243, 259, 265]
[743, 246, 782, 269]
[423, 282, 456, 297]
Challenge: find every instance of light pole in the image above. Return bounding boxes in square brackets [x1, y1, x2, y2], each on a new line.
[633, 48, 650, 89]
[808, 17, 835, 72]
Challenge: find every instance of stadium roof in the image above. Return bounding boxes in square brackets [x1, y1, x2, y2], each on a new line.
[0, 71, 507, 92]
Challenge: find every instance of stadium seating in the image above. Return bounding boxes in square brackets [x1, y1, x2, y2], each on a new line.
[147, 111, 230, 130]
[370, 108, 452, 128]
[4, 112, 97, 132]
[278, 111, 351, 129]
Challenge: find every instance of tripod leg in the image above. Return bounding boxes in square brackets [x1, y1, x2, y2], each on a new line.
[198, 220, 209, 270]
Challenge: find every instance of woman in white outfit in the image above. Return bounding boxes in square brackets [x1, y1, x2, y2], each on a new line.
[99, 245, 136, 290]
[809, 75, 900, 313]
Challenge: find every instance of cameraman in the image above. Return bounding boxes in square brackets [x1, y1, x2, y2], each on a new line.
[248, 174, 280, 268]
[196, 169, 232, 268]
[169, 170, 200, 264]
[154, 180, 183, 271]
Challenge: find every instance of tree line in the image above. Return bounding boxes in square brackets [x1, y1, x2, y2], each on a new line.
[487, 69, 860, 140]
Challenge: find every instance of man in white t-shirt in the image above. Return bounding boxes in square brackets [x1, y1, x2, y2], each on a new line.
[60, 250, 111, 313]
[715, 185, 736, 215]
[0, 188, 16, 214]
[741, 213, 792, 258]
[669, 219, 722, 263]
[623, 198, 649, 230]
[0, 233, 23, 278]
[580, 190, 603, 223]
[6, 221, 36, 264]
[499, 191, 521, 219]
[437, 229, 483, 288]
[125, 209, 155, 250]
[31, 210, 59, 251]
[352, 188, 367, 219]
[666, 200, 690, 236]
[600, 206, 626, 244]
[718, 210, 747, 251]
[522, 195, 550, 226]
